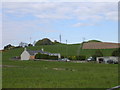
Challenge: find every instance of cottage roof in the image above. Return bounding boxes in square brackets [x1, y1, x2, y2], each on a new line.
[26, 49, 59, 56]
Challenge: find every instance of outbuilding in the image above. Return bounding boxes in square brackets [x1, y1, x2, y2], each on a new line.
[96, 56, 118, 64]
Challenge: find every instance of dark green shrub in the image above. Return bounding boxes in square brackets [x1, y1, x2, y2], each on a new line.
[112, 48, 120, 57]
[61, 56, 65, 58]
[35, 53, 41, 59]
[40, 54, 49, 59]
[76, 55, 86, 60]
[92, 50, 103, 60]
[48, 56, 58, 60]
[35, 53, 49, 59]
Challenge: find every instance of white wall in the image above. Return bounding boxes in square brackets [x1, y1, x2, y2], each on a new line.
[21, 51, 30, 60]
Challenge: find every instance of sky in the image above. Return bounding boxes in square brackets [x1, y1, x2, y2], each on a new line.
[1, 1, 118, 49]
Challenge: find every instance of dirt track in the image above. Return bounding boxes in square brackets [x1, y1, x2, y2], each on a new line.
[0, 65, 21, 67]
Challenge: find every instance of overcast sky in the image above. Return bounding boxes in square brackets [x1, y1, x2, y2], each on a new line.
[1, 1, 118, 49]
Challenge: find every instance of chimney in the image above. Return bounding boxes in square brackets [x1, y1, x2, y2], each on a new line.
[41, 48, 44, 52]
[24, 48, 27, 51]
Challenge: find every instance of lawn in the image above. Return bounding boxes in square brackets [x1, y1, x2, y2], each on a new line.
[2, 46, 118, 88]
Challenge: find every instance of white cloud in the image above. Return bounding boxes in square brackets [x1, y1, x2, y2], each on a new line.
[73, 22, 96, 27]
[1, 0, 119, 2]
[3, 2, 118, 21]
[105, 11, 118, 21]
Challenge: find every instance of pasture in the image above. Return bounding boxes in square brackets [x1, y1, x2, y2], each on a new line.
[2, 45, 118, 88]
[2, 60, 118, 88]
[28, 45, 116, 58]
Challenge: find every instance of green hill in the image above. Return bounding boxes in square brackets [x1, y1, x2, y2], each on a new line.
[2, 44, 116, 63]
[28, 45, 116, 57]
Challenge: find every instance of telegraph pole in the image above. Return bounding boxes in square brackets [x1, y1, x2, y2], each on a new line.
[30, 37, 32, 44]
[66, 40, 68, 58]
[82, 37, 85, 43]
[59, 34, 61, 43]
[77, 37, 86, 59]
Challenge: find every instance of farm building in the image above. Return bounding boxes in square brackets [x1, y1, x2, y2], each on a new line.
[96, 56, 119, 64]
[82, 42, 120, 49]
[21, 48, 61, 60]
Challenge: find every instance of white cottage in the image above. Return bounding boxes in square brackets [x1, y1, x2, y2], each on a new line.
[21, 48, 61, 60]
[21, 48, 30, 60]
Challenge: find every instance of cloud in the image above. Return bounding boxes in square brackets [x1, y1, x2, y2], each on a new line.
[3, 2, 118, 21]
[105, 11, 118, 21]
[73, 22, 96, 27]
[2, 0, 119, 2]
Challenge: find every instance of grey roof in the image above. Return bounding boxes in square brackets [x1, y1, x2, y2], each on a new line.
[26, 49, 59, 56]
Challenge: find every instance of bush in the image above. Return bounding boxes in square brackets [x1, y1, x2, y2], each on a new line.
[68, 55, 86, 60]
[61, 56, 65, 58]
[67, 56, 76, 60]
[35, 53, 58, 60]
[49, 56, 58, 60]
[76, 55, 86, 60]
[40, 54, 49, 59]
[35, 53, 41, 59]
[35, 53, 49, 59]
[112, 48, 120, 57]
[92, 50, 103, 60]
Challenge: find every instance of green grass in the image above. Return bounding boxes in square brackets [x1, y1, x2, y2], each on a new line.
[27, 45, 116, 58]
[3, 44, 116, 59]
[2, 60, 118, 88]
[2, 45, 118, 88]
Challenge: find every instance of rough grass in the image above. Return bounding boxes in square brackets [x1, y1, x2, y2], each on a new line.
[2, 61, 118, 88]
[2, 46, 118, 88]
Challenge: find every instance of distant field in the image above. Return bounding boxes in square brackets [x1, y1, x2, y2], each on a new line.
[27, 45, 116, 58]
[2, 46, 118, 88]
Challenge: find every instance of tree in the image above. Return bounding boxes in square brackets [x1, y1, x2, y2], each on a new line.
[112, 48, 120, 57]
[28, 44, 32, 46]
[4, 44, 15, 50]
[92, 50, 103, 60]
[35, 38, 53, 46]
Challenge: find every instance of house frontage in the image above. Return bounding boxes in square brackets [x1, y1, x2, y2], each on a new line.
[96, 56, 119, 64]
[21, 48, 61, 60]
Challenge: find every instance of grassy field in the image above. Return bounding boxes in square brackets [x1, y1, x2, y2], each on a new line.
[2, 44, 116, 59]
[28, 45, 116, 58]
[2, 60, 118, 88]
[2, 45, 118, 88]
